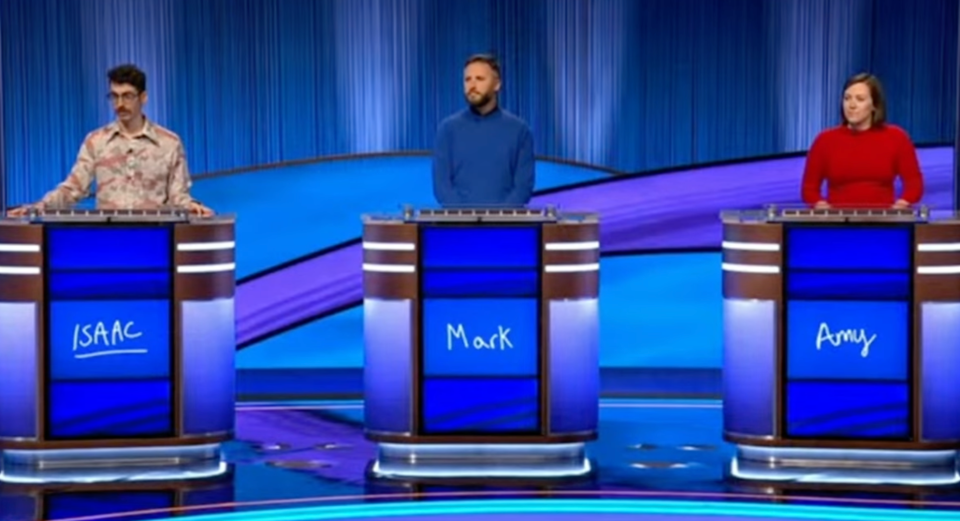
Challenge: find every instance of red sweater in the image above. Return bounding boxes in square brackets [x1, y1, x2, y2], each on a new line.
[800, 124, 924, 207]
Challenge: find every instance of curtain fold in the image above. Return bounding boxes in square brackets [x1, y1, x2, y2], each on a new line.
[1, 0, 957, 205]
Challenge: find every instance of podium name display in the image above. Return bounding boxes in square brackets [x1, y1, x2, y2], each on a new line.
[48, 225, 176, 439]
[783, 224, 912, 440]
[0, 209, 236, 449]
[419, 225, 541, 433]
[363, 208, 599, 444]
[723, 208, 960, 451]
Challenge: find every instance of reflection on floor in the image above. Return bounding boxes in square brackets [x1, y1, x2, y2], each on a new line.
[4, 399, 960, 521]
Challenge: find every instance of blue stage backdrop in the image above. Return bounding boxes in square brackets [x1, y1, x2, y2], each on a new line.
[956, 0, 960, 207]
[1, 0, 957, 204]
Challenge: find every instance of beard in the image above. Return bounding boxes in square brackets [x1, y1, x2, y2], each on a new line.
[466, 91, 493, 108]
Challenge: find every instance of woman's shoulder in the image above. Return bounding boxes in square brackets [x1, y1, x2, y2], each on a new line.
[876, 123, 911, 139]
[810, 125, 847, 148]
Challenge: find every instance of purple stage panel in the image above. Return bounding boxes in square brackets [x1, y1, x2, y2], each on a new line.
[541, 147, 954, 252]
[236, 244, 361, 345]
[235, 148, 954, 346]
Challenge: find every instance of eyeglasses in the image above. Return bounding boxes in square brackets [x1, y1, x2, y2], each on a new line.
[107, 92, 140, 103]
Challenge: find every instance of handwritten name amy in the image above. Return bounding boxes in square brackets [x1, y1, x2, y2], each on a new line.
[446, 324, 514, 351]
[73, 320, 147, 359]
[815, 322, 876, 358]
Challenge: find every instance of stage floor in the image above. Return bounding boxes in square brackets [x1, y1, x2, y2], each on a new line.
[5, 399, 960, 521]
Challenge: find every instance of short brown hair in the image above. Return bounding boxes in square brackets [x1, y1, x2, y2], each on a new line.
[841, 72, 887, 126]
[464, 53, 501, 78]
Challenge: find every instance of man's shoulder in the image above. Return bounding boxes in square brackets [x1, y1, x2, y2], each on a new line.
[83, 121, 184, 148]
[438, 110, 470, 130]
[438, 108, 531, 134]
[499, 109, 532, 135]
[83, 123, 118, 146]
[498, 109, 528, 125]
[147, 121, 184, 147]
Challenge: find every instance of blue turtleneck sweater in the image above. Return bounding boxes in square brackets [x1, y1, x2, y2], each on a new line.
[431, 107, 535, 208]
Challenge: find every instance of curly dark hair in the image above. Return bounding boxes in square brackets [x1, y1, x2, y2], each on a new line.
[107, 64, 147, 93]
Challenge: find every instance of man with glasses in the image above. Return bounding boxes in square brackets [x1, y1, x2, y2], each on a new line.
[7, 64, 212, 216]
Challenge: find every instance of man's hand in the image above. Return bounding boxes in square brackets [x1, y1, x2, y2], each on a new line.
[814, 200, 831, 209]
[892, 199, 911, 210]
[6, 203, 43, 217]
[188, 201, 214, 217]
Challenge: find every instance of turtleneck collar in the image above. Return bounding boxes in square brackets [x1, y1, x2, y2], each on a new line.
[466, 104, 501, 121]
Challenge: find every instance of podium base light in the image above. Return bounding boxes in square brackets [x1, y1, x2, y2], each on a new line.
[0, 444, 227, 484]
[730, 445, 960, 486]
[370, 442, 591, 480]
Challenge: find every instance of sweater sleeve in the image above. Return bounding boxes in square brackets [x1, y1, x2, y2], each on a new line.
[800, 133, 828, 205]
[431, 123, 460, 207]
[504, 128, 535, 206]
[895, 131, 924, 204]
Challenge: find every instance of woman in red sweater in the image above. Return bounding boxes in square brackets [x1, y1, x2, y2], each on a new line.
[800, 73, 924, 209]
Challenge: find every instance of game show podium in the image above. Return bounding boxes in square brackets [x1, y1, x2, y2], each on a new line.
[362, 207, 599, 480]
[0, 209, 236, 483]
[722, 206, 960, 486]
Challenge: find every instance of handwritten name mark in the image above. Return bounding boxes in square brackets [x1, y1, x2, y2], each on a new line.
[73, 320, 147, 359]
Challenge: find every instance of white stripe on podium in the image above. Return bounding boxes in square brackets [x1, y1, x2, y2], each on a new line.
[177, 263, 236, 274]
[177, 241, 236, 251]
[363, 242, 415, 251]
[721, 263, 780, 274]
[544, 241, 600, 251]
[0, 266, 41, 275]
[544, 263, 600, 273]
[721, 241, 780, 252]
[917, 243, 960, 252]
[363, 263, 415, 273]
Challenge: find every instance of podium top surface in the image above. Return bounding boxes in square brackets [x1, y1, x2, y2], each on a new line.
[720, 205, 959, 224]
[362, 206, 598, 224]
[0, 208, 235, 225]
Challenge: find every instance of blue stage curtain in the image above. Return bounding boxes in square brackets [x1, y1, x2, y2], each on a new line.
[0, 14, 5, 213]
[767, 0, 874, 152]
[1, 0, 957, 205]
[954, 0, 960, 208]
[0, 0, 176, 206]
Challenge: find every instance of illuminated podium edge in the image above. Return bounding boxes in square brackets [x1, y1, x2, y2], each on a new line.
[361, 212, 600, 479]
[0, 216, 236, 481]
[721, 214, 960, 485]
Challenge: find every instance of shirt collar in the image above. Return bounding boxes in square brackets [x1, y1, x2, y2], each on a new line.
[106, 117, 160, 144]
[467, 104, 502, 121]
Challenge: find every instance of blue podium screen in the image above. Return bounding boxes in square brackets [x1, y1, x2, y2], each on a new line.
[48, 300, 171, 380]
[44, 492, 174, 521]
[422, 298, 539, 377]
[783, 224, 912, 440]
[44, 225, 174, 439]
[418, 225, 542, 435]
